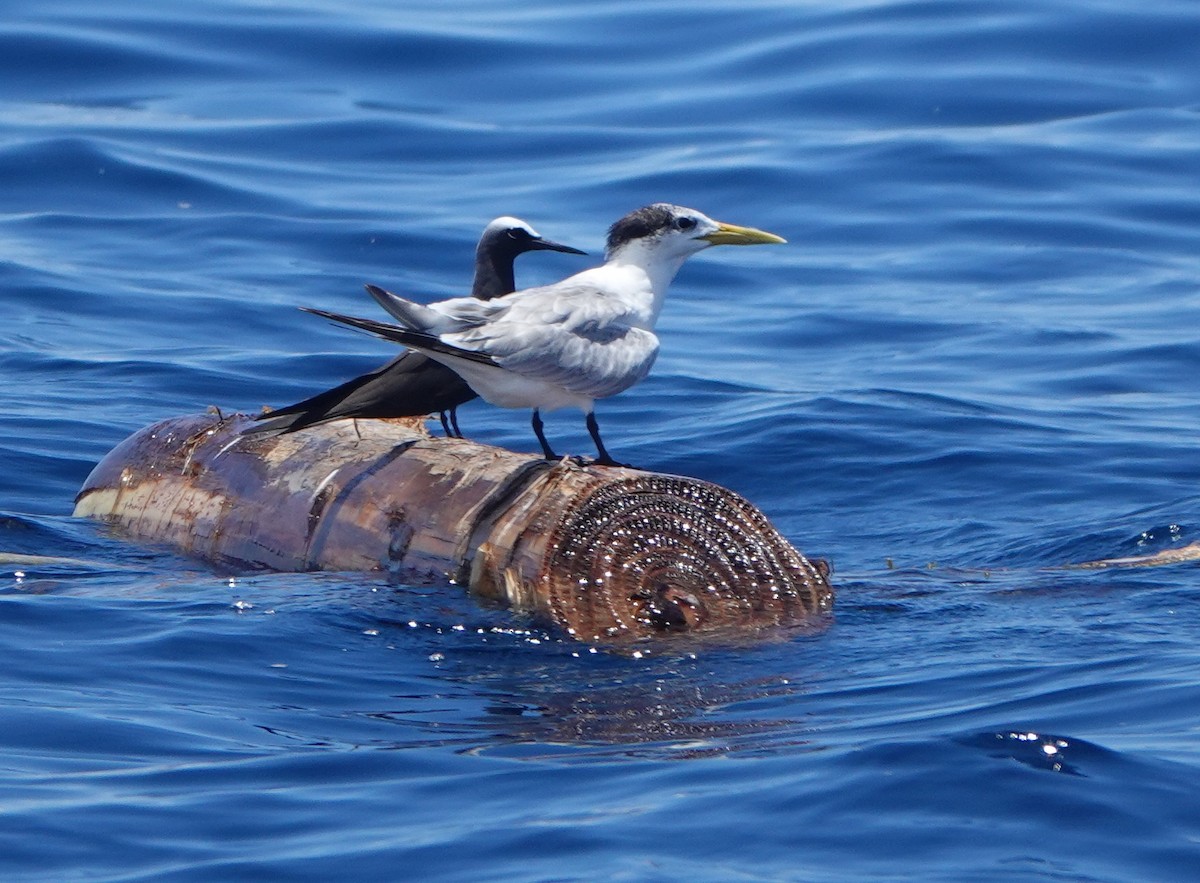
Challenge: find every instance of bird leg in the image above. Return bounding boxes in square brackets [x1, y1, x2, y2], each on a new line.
[448, 408, 464, 439]
[531, 409, 558, 460]
[586, 411, 626, 467]
[438, 411, 453, 438]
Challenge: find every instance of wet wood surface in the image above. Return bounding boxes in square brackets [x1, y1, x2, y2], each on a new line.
[75, 412, 833, 642]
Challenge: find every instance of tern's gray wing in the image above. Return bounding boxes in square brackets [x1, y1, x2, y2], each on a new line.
[447, 286, 659, 399]
[364, 284, 502, 333]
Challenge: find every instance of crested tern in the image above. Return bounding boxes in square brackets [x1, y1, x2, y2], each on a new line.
[247, 217, 585, 436]
[304, 203, 785, 465]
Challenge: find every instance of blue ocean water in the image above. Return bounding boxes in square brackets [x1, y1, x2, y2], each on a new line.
[3, 0, 1200, 878]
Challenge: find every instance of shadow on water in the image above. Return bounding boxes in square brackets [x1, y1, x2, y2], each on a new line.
[398, 669, 820, 762]
[328, 592, 834, 762]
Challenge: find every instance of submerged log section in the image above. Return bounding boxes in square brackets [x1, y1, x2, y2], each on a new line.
[74, 413, 832, 641]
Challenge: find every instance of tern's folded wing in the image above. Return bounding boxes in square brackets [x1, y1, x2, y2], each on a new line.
[301, 307, 498, 366]
[448, 295, 659, 399]
[364, 284, 499, 333]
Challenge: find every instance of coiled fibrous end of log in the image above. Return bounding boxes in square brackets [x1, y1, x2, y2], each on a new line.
[538, 474, 831, 642]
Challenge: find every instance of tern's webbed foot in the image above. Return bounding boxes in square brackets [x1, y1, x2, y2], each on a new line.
[589, 454, 632, 469]
[564, 454, 630, 469]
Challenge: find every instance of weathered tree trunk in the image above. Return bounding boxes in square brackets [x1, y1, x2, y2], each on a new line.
[74, 412, 833, 642]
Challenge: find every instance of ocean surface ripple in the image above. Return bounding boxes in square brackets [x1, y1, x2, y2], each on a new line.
[3, 1, 1200, 879]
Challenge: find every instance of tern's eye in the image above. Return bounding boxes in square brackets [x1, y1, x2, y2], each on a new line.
[675, 216, 697, 231]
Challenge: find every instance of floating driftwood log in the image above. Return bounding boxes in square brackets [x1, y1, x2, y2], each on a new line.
[1067, 543, 1200, 569]
[74, 413, 833, 642]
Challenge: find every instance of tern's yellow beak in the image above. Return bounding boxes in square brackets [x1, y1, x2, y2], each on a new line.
[703, 221, 787, 246]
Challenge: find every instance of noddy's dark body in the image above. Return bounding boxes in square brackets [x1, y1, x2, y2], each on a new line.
[248, 218, 584, 436]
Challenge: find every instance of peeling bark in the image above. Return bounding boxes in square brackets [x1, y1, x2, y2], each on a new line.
[75, 412, 833, 642]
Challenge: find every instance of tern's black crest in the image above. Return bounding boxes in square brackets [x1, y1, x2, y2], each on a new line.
[605, 203, 679, 254]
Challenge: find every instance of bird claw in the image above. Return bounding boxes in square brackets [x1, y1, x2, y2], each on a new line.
[589, 455, 632, 469]
[562, 454, 630, 469]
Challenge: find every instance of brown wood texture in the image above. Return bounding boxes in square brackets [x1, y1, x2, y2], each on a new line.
[74, 412, 833, 642]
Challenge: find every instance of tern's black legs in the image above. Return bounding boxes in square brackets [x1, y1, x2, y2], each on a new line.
[531, 409, 557, 460]
[586, 411, 623, 467]
[448, 408, 463, 439]
[532, 409, 624, 466]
